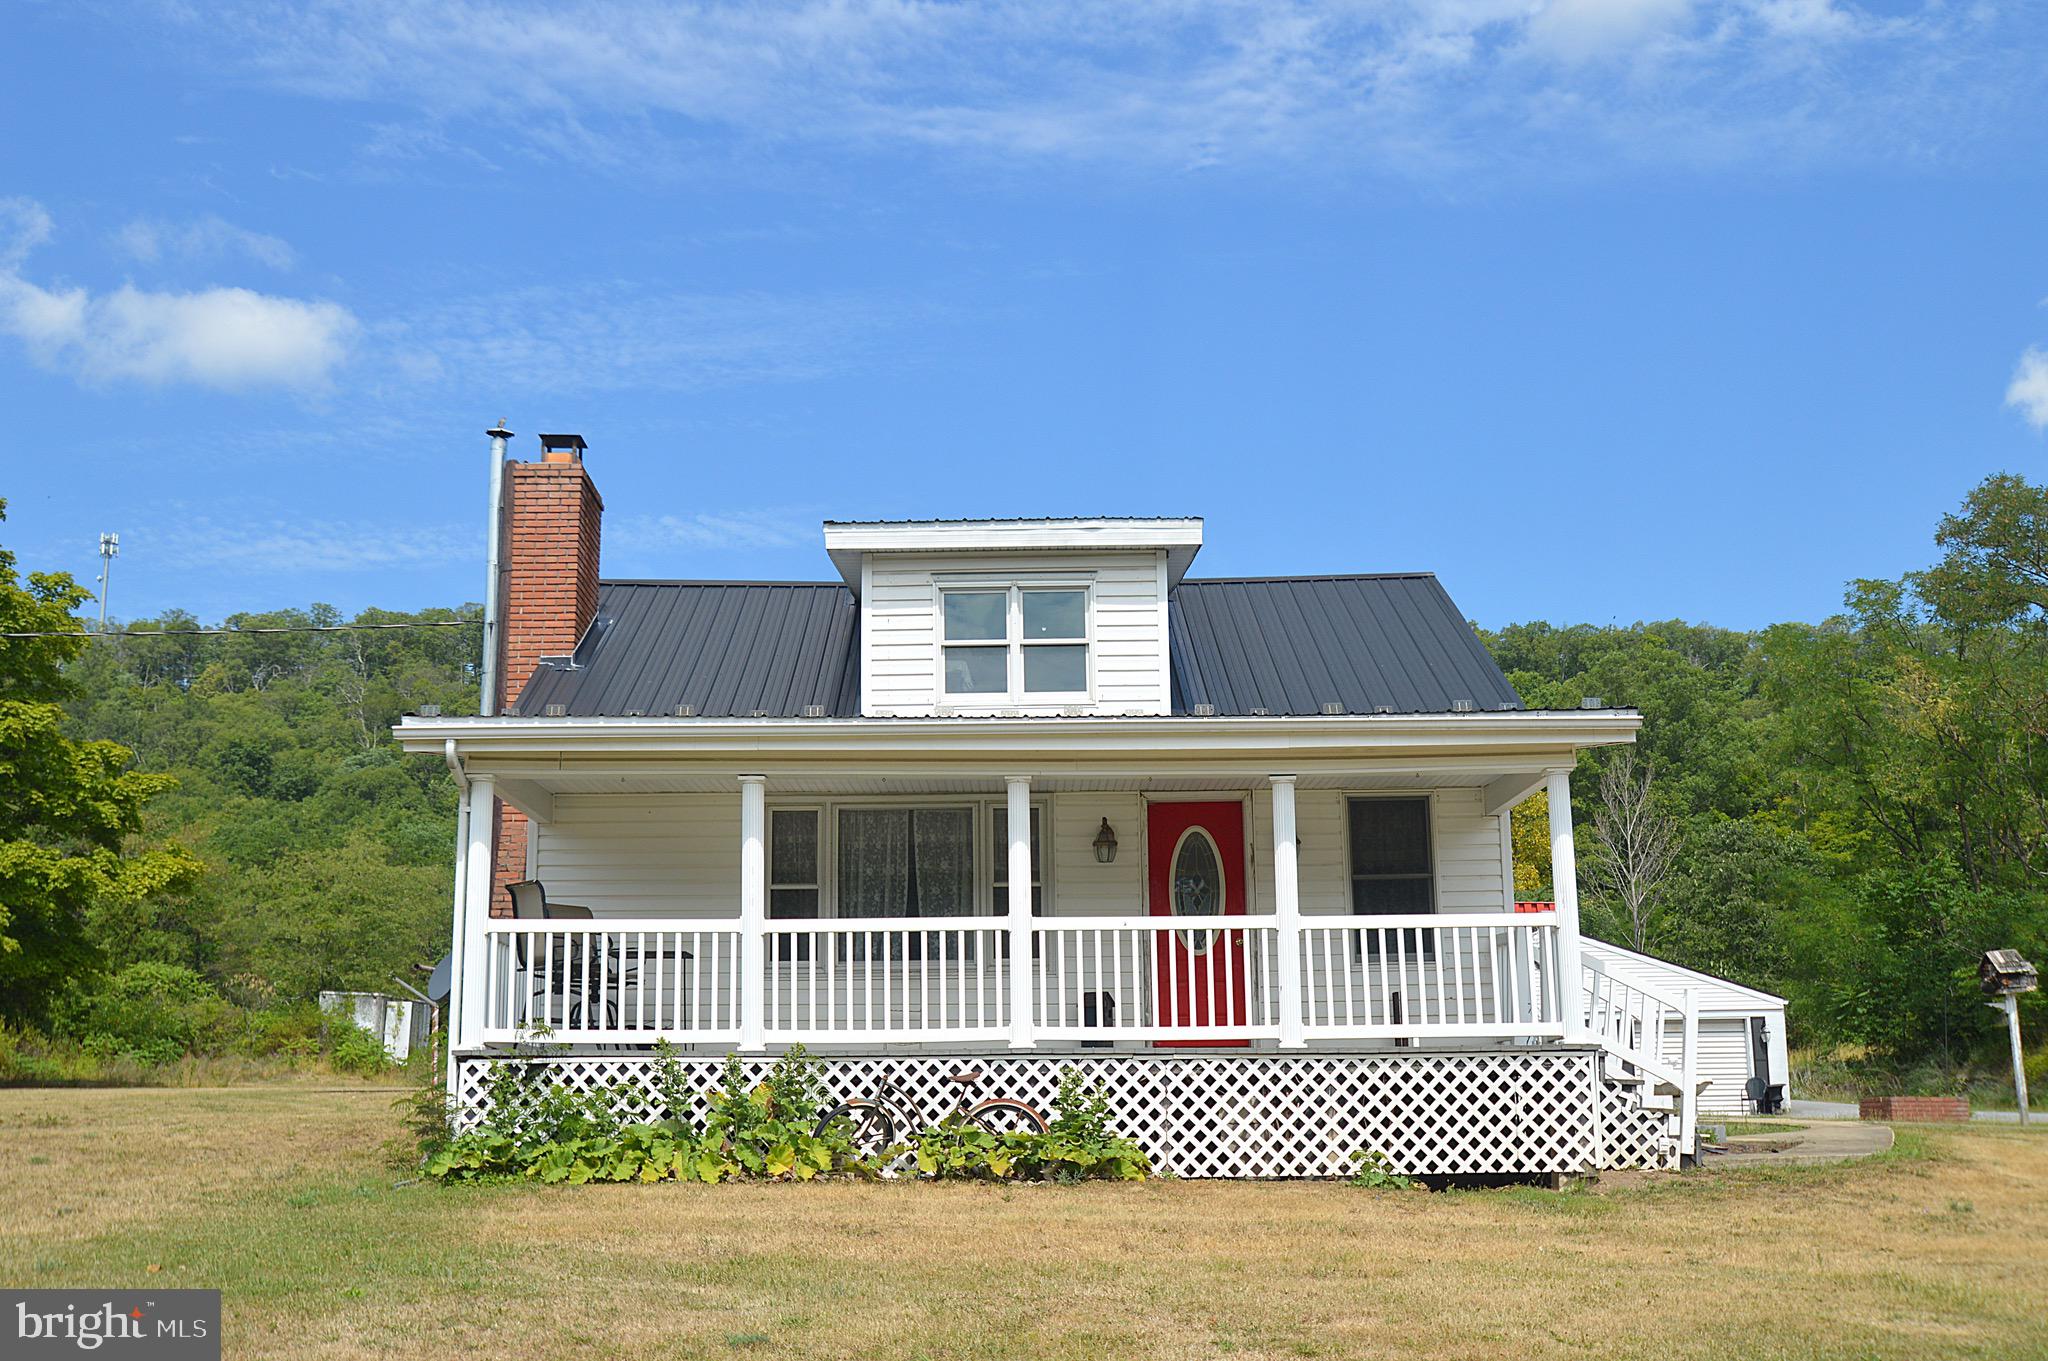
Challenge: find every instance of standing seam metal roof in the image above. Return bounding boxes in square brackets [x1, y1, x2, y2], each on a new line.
[511, 574, 1522, 718]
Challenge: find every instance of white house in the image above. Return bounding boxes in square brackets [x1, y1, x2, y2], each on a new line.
[397, 432, 1756, 1178]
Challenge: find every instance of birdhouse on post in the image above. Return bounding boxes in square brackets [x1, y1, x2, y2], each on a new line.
[1979, 949, 2039, 997]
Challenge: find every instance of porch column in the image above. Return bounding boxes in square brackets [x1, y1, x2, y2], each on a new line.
[1271, 775, 1306, 1049]
[738, 775, 767, 1052]
[1546, 768, 1584, 1038]
[457, 773, 497, 1048]
[1006, 775, 1035, 1050]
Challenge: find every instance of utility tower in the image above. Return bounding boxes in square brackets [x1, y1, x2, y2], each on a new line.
[96, 532, 119, 632]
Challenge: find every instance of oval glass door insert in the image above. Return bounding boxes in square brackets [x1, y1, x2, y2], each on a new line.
[1171, 828, 1223, 953]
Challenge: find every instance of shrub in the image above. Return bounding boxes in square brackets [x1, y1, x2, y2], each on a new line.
[326, 1020, 394, 1076]
[53, 963, 235, 1065]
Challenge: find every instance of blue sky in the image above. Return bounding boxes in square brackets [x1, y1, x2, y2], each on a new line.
[4, 1, 2046, 630]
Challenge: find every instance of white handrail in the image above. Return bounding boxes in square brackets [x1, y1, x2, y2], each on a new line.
[1581, 956, 1699, 1157]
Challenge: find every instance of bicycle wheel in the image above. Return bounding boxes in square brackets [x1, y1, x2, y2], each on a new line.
[966, 1098, 1047, 1136]
[816, 1099, 896, 1157]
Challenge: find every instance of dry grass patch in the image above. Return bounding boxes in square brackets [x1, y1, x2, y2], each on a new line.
[4, 1087, 2047, 1359]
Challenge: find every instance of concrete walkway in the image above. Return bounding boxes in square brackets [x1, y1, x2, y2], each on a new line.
[1701, 1119, 1893, 1167]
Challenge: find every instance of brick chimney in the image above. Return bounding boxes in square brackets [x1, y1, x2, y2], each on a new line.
[491, 433, 602, 915]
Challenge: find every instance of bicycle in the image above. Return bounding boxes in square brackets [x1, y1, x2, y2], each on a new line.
[815, 1069, 1047, 1157]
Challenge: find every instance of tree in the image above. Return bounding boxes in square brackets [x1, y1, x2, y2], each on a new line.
[0, 500, 202, 1022]
[1582, 750, 1678, 953]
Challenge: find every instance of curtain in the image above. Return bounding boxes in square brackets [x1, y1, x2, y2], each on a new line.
[837, 809, 911, 918]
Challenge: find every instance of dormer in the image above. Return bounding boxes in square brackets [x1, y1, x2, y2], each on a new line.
[825, 517, 1204, 718]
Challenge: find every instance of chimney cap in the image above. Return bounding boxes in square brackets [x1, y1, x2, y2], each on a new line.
[486, 419, 514, 440]
[538, 433, 588, 453]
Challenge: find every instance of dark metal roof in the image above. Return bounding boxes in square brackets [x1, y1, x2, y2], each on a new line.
[1170, 575, 1523, 716]
[510, 573, 1521, 718]
[513, 582, 859, 718]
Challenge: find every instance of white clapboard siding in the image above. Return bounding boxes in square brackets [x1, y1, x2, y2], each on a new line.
[862, 550, 1169, 717]
[1049, 793, 1145, 914]
[532, 794, 739, 918]
[1663, 1017, 1755, 1115]
[1252, 786, 1509, 915]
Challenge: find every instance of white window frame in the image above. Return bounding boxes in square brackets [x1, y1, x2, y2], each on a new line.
[1341, 791, 1440, 915]
[936, 577, 1094, 706]
[765, 794, 1054, 920]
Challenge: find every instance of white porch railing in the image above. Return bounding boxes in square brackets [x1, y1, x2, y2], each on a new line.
[1034, 916, 1284, 1041]
[475, 920, 744, 1045]
[471, 912, 1575, 1050]
[1581, 954, 1699, 1152]
[760, 922, 1012, 1043]
[1299, 913, 1564, 1038]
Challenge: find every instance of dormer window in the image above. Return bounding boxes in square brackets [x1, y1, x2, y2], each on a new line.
[941, 584, 1090, 701]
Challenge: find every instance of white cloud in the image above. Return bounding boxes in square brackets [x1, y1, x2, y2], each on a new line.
[384, 282, 927, 394]
[142, 517, 473, 571]
[0, 197, 53, 268]
[611, 510, 817, 553]
[140, 0, 2023, 177]
[114, 214, 297, 270]
[0, 199, 356, 391]
[2007, 347, 2048, 432]
[1523, 0, 1696, 62]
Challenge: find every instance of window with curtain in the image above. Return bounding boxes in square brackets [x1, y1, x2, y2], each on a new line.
[837, 806, 976, 961]
[835, 807, 975, 916]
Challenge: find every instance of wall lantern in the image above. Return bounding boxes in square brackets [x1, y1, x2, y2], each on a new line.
[1092, 818, 1119, 864]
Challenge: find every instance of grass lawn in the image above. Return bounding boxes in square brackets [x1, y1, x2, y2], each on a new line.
[4, 1086, 2047, 1360]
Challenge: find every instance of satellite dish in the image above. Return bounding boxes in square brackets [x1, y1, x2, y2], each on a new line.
[426, 953, 452, 1005]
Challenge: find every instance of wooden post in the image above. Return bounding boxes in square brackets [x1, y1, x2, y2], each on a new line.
[1546, 769, 1584, 1039]
[2005, 994, 2031, 1128]
[1271, 775, 1306, 1049]
[457, 774, 496, 1049]
[1680, 985, 1699, 1160]
[739, 775, 767, 1052]
[1007, 775, 1035, 1050]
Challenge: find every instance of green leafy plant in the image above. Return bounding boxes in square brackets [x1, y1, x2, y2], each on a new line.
[326, 1019, 393, 1076]
[1346, 1148, 1415, 1189]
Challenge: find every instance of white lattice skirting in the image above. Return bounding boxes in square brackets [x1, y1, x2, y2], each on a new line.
[453, 1047, 1679, 1178]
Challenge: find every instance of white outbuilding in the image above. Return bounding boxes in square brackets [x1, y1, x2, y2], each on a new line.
[1581, 939, 1790, 1117]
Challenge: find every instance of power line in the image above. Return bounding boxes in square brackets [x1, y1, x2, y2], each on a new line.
[3, 620, 482, 639]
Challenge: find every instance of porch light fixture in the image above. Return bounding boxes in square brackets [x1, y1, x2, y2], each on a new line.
[1092, 818, 1119, 864]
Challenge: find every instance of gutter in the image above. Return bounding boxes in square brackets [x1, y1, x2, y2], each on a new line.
[395, 708, 1643, 757]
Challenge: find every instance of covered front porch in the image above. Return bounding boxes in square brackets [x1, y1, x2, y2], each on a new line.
[423, 714, 1625, 1058]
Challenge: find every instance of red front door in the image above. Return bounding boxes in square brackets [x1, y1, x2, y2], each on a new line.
[1147, 801, 1248, 1047]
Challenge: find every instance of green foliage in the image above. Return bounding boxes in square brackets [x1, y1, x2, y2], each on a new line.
[427, 1047, 867, 1185]
[1346, 1149, 1416, 1189]
[51, 961, 233, 1064]
[1479, 473, 2048, 1073]
[424, 1053, 1155, 1186]
[0, 499, 204, 1024]
[57, 599, 478, 1015]
[326, 1019, 395, 1076]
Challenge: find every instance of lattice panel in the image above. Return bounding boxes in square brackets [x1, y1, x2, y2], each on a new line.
[1597, 1075, 1682, 1171]
[455, 1048, 1679, 1178]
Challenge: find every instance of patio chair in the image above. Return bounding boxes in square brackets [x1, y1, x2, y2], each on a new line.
[507, 880, 625, 1030]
